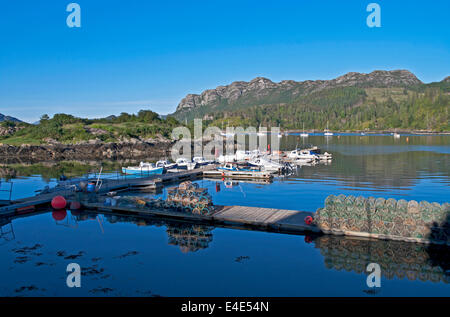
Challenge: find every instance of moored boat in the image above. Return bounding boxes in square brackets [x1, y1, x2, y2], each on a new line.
[193, 156, 214, 166]
[156, 160, 177, 170]
[122, 162, 164, 175]
[176, 158, 198, 170]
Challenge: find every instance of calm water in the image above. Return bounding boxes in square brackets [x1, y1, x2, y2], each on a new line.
[0, 135, 449, 296]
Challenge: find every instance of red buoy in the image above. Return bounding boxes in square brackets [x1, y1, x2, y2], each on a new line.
[51, 196, 67, 210]
[52, 209, 67, 221]
[70, 201, 81, 210]
[304, 216, 313, 225]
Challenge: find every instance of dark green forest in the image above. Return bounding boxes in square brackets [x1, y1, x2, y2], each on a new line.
[204, 85, 449, 131]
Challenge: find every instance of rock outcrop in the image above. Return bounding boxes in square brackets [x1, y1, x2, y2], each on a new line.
[174, 70, 423, 115]
[0, 141, 174, 162]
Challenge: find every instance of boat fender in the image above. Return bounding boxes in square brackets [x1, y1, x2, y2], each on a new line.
[304, 216, 313, 225]
[51, 196, 67, 210]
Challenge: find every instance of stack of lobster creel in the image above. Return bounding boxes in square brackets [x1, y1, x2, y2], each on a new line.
[166, 181, 214, 215]
[315, 194, 450, 244]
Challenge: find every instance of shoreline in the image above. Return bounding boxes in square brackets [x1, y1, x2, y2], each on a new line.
[0, 140, 174, 162]
[283, 129, 450, 135]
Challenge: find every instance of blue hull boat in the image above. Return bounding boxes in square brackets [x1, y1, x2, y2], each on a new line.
[121, 167, 164, 175]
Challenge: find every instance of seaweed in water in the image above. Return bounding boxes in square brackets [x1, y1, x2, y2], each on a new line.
[64, 251, 85, 260]
[89, 287, 114, 294]
[235, 256, 250, 263]
[114, 251, 139, 259]
[15, 285, 38, 293]
[14, 256, 31, 264]
[81, 265, 105, 277]
[12, 244, 43, 256]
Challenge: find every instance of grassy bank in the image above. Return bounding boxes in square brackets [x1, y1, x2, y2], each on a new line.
[0, 111, 182, 145]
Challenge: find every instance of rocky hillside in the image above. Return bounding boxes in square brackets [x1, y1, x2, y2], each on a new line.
[0, 113, 22, 123]
[173, 70, 424, 121]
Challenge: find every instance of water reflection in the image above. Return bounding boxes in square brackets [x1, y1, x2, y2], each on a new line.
[69, 211, 450, 284]
[288, 150, 449, 190]
[312, 235, 449, 284]
[73, 211, 215, 253]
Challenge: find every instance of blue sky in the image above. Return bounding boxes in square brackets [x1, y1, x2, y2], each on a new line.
[0, 0, 449, 122]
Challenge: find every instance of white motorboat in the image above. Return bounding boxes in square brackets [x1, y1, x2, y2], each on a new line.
[235, 150, 252, 161]
[193, 156, 214, 166]
[122, 162, 164, 175]
[156, 160, 177, 169]
[249, 157, 285, 172]
[175, 158, 198, 170]
[217, 154, 236, 163]
[287, 149, 318, 161]
[393, 133, 401, 139]
[308, 147, 332, 160]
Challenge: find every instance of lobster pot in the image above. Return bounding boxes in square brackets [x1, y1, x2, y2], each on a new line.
[316, 195, 449, 243]
[166, 182, 214, 215]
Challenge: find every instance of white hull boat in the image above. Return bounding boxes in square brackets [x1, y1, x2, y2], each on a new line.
[122, 162, 164, 175]
[175, 158, 198, 170]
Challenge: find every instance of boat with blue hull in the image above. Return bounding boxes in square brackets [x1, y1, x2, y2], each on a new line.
[122, 162, 164, 175]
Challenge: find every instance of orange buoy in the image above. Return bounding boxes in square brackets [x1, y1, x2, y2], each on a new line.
[304, 216, 313, 225]
[51, 196, 67, 210]
[52, 209, 67, 221]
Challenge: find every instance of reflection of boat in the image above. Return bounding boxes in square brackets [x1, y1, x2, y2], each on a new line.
[122, 162, 164, 175]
